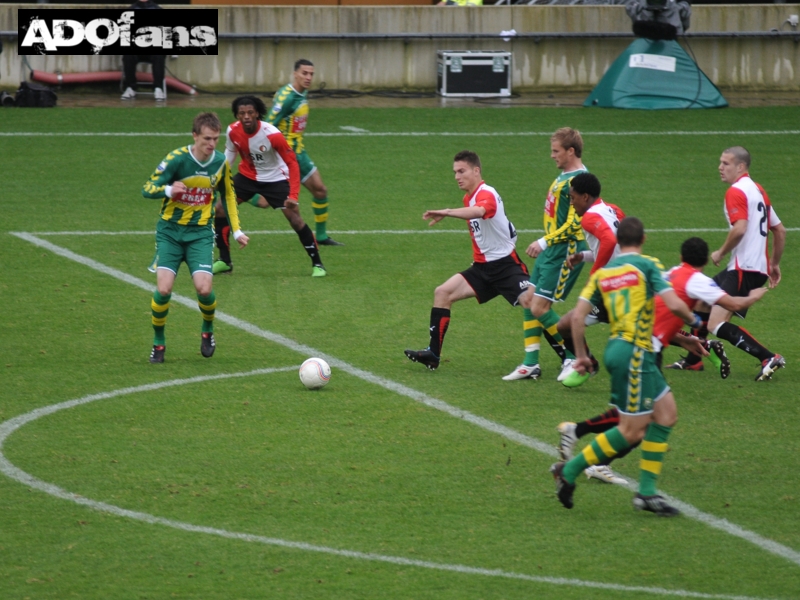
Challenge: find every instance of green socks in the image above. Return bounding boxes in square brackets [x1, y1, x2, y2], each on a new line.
[198, 291, 216, 333]
[523, 308, 570, 366]
[313, 196, 329, 240]
[151, 291, 171, 345]
[639, 422, 672, 496]
[523, 308, 541, 366]
[563, 427, 630, 483]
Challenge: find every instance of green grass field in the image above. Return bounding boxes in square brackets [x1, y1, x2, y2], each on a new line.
[1, 104, 799, 599]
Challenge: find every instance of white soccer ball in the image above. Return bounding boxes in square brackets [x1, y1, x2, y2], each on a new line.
[299, 358, 331, 390]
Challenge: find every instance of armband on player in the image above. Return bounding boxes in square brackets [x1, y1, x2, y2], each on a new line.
[232, 230, 245, 241]
[537, 238, 548, 251]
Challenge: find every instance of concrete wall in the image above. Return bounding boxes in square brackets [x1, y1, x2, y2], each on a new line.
[2, 4, 799, 91]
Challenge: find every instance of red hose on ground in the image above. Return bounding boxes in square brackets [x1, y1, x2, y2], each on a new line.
[31, 70, 197, 95]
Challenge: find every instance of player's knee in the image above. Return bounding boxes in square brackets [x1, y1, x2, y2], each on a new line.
[313, 184, 327, 199]
[620, 426, 646, 446]
[707, 316, 725, 333]
[433, 285, 454, 306]
[195, 281, 213, 296]
[530, 297, 550, 318]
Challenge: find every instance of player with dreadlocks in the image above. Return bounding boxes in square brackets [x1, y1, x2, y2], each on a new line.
[212, 95, 327, 277]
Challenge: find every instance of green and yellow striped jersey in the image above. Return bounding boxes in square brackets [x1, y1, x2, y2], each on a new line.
[142, 146, 241, 231]
[580, 253, 671, 352]
[542, 168, 587, 246]
[267, 84, 308, 154]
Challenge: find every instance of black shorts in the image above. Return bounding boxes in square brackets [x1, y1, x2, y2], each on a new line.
[233, 173, 290, 209]
[460, 252, 531, 306]
[712, 269, 768, 318]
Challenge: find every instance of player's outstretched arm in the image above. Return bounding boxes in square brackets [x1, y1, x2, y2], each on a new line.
[716, 287, 768, 314]
[423, 206, 485, 225]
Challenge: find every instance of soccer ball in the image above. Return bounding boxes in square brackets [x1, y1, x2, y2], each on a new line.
[299, 358, 331, 390]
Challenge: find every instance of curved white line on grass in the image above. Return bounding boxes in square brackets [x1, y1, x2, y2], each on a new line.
[1, 130, 799, 137]
[9, 232, 800, 570]
[0, 372, 784, 600]
[18, 228, 800, 236]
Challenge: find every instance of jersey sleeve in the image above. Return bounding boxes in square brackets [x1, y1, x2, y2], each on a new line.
[724, 187, 749, 224]
[647, 258, 672, 295]
[267, 132, 301, 200]
[142, 151, 178, 199]
[579, 270, 603, 307]
[267, 87, 296, 126]
[768, 205, 781, 228]
[581, 212, 617, 273]
[591, 225, 618, 273]
[217, 160, 242, 233]
[685, 272, 727, 306]
[473, 189, 498, 219]
[542, 204, 582, 245]
[224, 126, 238, 166]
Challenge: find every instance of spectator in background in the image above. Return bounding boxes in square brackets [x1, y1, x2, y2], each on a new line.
[121, 0, 167, 101]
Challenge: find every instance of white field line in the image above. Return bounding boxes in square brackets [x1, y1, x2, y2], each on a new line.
[0, 372, 784, 600]
[7, 231, 800, 573]
[18, 228, 800, 236]
[2, 130, 800, 138]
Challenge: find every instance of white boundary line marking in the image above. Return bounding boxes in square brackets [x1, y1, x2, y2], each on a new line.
[16, 228, 800, 236]
[0, 371, 780, 600]
[7, 231, 800, 573]
[2, 130, 800, 138]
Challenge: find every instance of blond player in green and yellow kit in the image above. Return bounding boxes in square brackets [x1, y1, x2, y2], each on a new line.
[267, 59, 343, 246]
[143, 112, 249, 364]
[550, 217, 703, 517]
[504, 127, 590, 382]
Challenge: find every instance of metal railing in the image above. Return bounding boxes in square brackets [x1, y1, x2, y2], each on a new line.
[3, 30, 798, 40]
[215, 31, 799, 40]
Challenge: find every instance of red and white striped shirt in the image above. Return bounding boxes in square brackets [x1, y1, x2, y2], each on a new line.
[724, 174, 781, 274]
[464, 182, 518, 263]
[225, 120, 301, 200]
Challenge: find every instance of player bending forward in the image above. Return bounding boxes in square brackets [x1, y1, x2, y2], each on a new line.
[556, 237, 767, 487]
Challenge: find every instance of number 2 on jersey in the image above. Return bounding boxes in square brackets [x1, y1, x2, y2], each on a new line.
[756, 201, 768, 237]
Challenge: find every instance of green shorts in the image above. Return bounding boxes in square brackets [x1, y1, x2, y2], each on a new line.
[529, 239, 588, 302]
[296, 150, 317, 183]
[604, 338, 670, 416]
[149, 220, 214, 276]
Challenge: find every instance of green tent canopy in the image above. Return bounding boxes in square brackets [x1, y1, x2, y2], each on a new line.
[584, 38, 727, 109]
